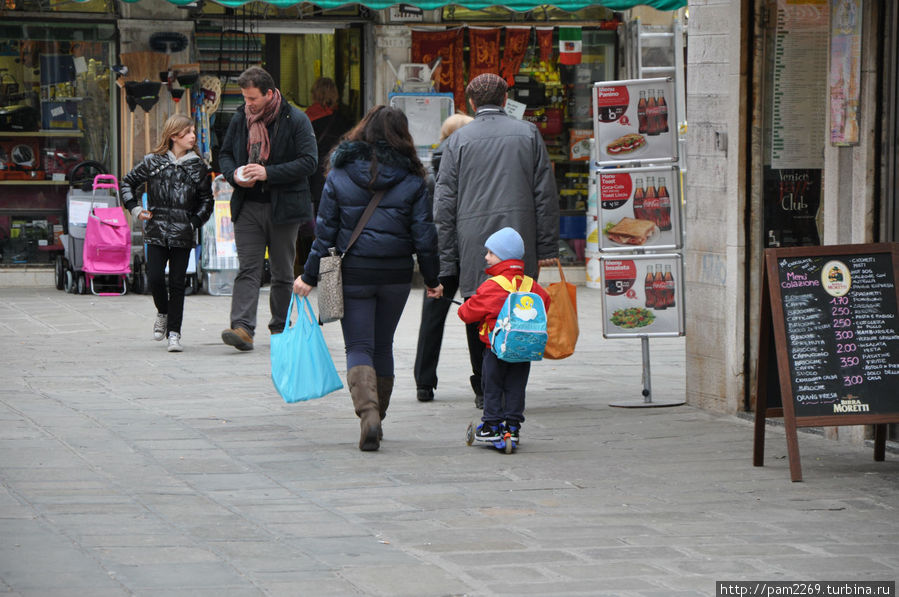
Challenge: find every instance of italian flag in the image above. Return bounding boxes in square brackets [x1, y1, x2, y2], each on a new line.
[558, 27, 582, 65]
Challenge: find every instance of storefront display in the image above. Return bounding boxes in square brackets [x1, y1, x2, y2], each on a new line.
[0, 23, 115, 266]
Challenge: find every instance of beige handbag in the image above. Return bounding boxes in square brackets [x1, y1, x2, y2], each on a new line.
[317, 188, 385, 324]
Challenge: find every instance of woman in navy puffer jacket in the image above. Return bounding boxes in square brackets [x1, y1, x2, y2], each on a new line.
[294, 105, 443, 451]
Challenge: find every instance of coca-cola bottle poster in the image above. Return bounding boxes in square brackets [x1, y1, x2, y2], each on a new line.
[593, 77, 678, 166]
[600, 254, 684, 338]
[597, 166, 682, 251]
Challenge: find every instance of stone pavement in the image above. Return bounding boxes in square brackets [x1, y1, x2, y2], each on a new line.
[0, 286, 897, 597]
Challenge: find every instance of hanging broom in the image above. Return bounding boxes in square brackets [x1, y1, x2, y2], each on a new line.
[172, 63, 200, 120]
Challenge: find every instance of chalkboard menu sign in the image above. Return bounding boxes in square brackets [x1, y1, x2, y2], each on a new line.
[753, 243, 899, 481]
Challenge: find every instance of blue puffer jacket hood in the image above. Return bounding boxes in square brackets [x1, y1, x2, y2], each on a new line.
[329, 140, 421, 191]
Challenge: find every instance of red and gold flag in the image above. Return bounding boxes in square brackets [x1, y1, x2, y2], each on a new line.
[468, 27, 501, 81]
[412, 28, 465, 109]
[536, 27, 554, 63]
[500, 27, 530, 86]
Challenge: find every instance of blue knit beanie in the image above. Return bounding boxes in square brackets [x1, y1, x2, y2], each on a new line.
[485, 227, 525, 261]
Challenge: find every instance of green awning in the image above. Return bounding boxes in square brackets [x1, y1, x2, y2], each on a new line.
[142, 0, 686, 11]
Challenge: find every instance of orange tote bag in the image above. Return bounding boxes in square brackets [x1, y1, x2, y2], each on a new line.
[542, 259, 579, 359]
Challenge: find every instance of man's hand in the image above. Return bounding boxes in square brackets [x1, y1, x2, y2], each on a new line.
[293, 277, 312, 296]
[426, 284, 444, 299]
[242, 163, 267, 181]
[538, 258, 558, 267]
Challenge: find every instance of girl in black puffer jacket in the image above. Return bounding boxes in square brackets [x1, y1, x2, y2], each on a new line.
[122, 114, 213, 352]
[293, 106, 443, 451]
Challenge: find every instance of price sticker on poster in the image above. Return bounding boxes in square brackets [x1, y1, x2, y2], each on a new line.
[593, 77, 678, 166]
[600, 254, 684, 338]
[596, 165, 682, 252]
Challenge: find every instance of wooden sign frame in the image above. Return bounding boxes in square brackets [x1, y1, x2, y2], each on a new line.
[753, 243, 899, 481]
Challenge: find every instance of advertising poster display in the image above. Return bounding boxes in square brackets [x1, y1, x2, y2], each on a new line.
[597, 165, 682, 252]
[600, 254, 684, 338]
[593, 77, 678, 166]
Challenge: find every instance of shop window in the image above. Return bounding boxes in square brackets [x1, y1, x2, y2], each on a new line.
[0, 24, 114, 266]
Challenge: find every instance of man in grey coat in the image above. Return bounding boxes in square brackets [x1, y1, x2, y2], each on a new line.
[434, 72, 559, 406]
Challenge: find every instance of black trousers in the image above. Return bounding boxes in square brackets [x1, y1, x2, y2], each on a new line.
[146, 244, 192, 334]
[413, 277, 483, 393]
[481, 349, 529, 425]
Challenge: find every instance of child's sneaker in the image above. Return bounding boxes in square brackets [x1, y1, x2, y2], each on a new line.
[506, 424, 520, 445]
[475, 421, 502, 442]
[153, 313, 167, 341]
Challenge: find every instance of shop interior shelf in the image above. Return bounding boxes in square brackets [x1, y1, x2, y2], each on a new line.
[1, 130, 83, 138]
[0, 180, 70, 186]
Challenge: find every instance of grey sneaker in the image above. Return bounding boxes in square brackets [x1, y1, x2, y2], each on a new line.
[167, 331, 183, 352]
[153, 313, 167, 341]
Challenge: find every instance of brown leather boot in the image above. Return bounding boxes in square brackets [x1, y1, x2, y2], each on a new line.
[347, 365, 381, 451]
[376, 376, 394, 440]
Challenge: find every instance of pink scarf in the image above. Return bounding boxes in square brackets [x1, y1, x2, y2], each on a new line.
[246, 88, 282, 164]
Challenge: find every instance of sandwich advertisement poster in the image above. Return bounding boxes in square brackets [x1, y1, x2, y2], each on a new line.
[600, 254, 685, 338]
[593, 77, 678, 166]
[597, 166, 682, 252]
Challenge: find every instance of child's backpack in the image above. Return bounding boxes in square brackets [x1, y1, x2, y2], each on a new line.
[489, 275, 548, 363]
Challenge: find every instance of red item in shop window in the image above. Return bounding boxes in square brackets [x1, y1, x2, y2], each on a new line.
[524, 107, 563, 136]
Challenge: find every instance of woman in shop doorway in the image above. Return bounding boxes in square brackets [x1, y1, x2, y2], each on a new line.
[296, 77, 352, 275]
[122, 114, 214, 353]
[293, 105, 443, 452]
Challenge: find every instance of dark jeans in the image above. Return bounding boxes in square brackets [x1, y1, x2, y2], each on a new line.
[230, 201, 300, 336]
[341, 282, 411, 377]
[481, 348, 529, 425]
[413, 275, 458, 390]
[146, 243, 192, 334]
[413, 277, 483, 394]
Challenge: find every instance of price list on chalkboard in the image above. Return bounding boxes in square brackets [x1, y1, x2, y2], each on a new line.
[777, 253, 899, 418]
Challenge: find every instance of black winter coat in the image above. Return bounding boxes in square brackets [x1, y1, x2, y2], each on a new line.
[300, 140, 440, 288]
[122, 152, 213, 249]
[218, 97, 318, 225]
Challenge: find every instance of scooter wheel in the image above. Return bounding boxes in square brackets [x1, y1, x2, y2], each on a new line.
[504, 432, 513, 454]
[465, 422, 475, 446]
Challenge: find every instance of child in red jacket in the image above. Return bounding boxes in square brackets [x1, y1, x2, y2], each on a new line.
[458, 227, 551, 445]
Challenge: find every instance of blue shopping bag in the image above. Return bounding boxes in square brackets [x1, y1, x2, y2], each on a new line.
[271, 294, 343, 403]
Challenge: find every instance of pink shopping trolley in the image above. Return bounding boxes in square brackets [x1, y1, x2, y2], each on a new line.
[82, 174, 131, 295]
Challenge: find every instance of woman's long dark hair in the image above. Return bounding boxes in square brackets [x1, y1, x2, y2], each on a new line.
[343, 105, 426, 179]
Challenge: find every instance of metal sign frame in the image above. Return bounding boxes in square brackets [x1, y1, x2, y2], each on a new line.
[600, 253, 685, 339]
[593, 77, 678, 167]
[596, 165, 682, 252]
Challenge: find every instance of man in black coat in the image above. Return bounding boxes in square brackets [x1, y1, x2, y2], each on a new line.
[218, 66, 318, 351]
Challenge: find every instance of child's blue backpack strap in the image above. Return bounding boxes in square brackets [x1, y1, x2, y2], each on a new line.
[489, 275, 547, 363]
